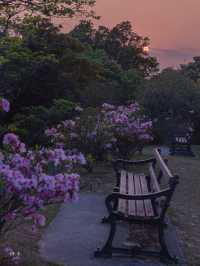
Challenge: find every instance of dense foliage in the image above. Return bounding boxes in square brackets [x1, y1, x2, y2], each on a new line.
[181, 56, 200, 82]
[0, 100, 85, 238]
[0, 16, 159, 148]
[71, 20, 159, 77]
[45, 103, 153, 163]
[0, 0, 97, 35]
[0, 17, 152, 115]
[140, 68, 200, 143]
[0, 13, 200, 144]
[9, 99, 77, 146]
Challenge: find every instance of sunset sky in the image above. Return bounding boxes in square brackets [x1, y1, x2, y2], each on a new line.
[95, 0, 200, 50]
[61, 0, 200, 68]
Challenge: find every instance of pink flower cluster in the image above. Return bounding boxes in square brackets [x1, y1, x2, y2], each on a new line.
[0, 99, 84, 254]
[0, 132, 84, 231]
[3, 133, 26, 153]
[45, 102, 153, 160]
[0, 98, 10, 112]
[102, 102, 153, 143]
[45, 119, 80, 149]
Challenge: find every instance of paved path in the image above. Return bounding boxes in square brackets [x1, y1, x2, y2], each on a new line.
[40, 193, 185, 266]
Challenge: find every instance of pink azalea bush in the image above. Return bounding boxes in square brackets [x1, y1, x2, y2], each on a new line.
[101, 102, 153, 158]
[45, 107, 114, 162]
[0, 134, 84, 232]
[45, 103, 153, 161]
[0, 99, 85, 235]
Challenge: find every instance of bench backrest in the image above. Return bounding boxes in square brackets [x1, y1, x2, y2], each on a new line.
[148, 148, 173, 190]
[148, 148, 179, 219]
[154, 148, 173, 178]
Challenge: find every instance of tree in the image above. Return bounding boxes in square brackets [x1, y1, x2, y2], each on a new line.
[10, 99, 76, 146]
[181, 56, 200, 82]
[71, 20, 159, 77]
[0, 17, 103, 113]
[70, 20, 95, 46]
[139, 68, 200, 143]
[0, 0, 97, 34]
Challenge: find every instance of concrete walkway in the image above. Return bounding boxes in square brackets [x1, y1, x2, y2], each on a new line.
[40, 193, 185, 266]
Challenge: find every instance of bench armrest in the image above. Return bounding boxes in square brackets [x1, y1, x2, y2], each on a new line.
[104, 189, 171, 215]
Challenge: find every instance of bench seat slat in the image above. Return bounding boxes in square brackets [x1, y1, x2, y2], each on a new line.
[176, 137, 187, 144]
[139, 174, 154, 217]
[134, 174, 145, 217]
[118, 172, 154, 218]
[127, 172, 136, 216]
[118, 170, 127, 215]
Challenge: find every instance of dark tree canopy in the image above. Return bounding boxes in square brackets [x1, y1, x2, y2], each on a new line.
[181, 56, 200, 82]
[139, 68, 200, 143]
[0, 0, 97, 34]
[0, 17, 144, 115]
[141, 68, 199, 118]
[71, 20, 159, 77]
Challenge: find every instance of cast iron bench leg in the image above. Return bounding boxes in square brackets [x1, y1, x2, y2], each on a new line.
[101, 194, 118, 224]
[101, 216, 112, 224]
[94, 219, 116, 258]
[158, 223, 178, 263]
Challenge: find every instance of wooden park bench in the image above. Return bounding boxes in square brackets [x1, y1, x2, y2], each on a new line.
[94, 148, 179, 262]
[170, 127, 193, 156]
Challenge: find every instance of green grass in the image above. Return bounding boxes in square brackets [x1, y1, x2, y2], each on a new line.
[168, 146, 200, 266]
[0, 204, 62, 266]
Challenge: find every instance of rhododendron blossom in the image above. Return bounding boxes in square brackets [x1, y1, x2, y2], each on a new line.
[0, 138, 83, 231]
[0, 98, 10, 112]
[100, 103, 153, 157]
[45, 102, 153, 160]
[0, 99, 84, 233]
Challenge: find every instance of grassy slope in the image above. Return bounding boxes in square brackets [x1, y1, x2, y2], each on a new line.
[0, 204, 62, 266]
[169, 146, 200, 266]
[137, 146, 200, 265]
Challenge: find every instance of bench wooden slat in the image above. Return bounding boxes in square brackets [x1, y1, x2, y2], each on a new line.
[139, 174, 154, 217]
[176, 137, 187, 144]
[116, 149, 176, 219]
[118, 170, 127, 215]
[127, 172, 136, 216]
[134, 174, 145, 217]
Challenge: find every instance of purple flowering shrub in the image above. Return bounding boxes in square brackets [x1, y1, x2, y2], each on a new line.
[101, 103, 153, 158]
[0, 246, 21, 265]
[45, 103, 153, 162]
[45, 107, 114, 163]
[0, 133, 85, 232]
[0, 100, 85, 235]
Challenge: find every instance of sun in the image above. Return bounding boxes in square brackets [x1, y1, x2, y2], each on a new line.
[143, 46, 150, 53]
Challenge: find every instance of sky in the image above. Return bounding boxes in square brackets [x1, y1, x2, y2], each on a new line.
[95, 0, 200, 50]
[61, 0, 200, 68]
